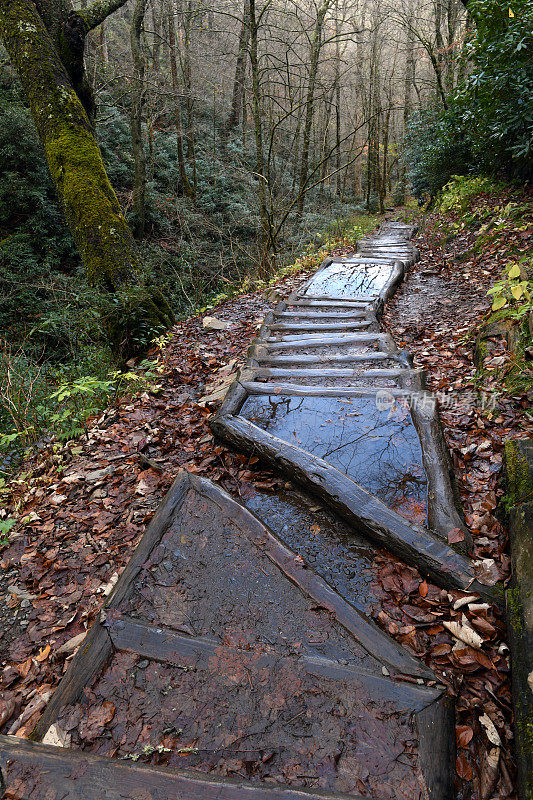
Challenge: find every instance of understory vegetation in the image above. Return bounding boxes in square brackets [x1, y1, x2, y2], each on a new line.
[407, 175, 533, 400]
[1, 0, 532, 471]
[0, 85, 377, 465]
[405, 0, 533, 199]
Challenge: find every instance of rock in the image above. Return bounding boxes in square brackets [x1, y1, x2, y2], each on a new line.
[202, 316, 230, 331]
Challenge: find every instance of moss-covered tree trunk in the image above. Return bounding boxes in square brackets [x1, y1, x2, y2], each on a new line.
[0, 0, 174, 357]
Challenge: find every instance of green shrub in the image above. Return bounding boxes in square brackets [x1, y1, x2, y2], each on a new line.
[404, 105, 474, 199]
[404, 0, 533, 195]
[437, 175, 501, 212]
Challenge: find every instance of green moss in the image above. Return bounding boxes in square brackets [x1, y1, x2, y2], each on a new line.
[506, 583, 523, 632]
[505, 441, 533, 506]
[0, 0, 175, 356]
[516, 709, 533, 800]
[486, 307, 518, 325]
[46, 124, 138, 289]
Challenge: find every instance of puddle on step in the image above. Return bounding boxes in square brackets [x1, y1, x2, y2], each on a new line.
[304, 262, 395, 299]
[244, 487, 378, 614]
[242, 394, 427, 525]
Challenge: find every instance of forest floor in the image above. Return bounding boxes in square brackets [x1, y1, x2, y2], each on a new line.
[0, 194, 532, 799]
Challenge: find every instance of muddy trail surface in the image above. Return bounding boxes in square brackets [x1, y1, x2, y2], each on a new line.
[0, 221, 523, 800]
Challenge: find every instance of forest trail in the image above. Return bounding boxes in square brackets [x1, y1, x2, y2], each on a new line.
[0, 222, 497, 799]
[0, 218, 520, 800]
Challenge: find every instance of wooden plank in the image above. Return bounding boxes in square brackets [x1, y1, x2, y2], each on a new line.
[290, 299, 372, 309]
[250, 367, 414, 379]
[105, 613, 440, 702]
[268, 321, 372, 332]
[240, 382, 411, 398]
[410, 400, 472, 549]
[253, 352, 394, 366]
[0, 735, 373, 800]
[273, 311, 371, 320]
[188, 474, 433, 678]
[265, 334, 388, 350]
[210, 413, 495, 600]
[297, 295, 379, 303]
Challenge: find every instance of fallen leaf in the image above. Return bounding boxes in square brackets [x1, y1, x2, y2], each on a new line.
[456, 752, 473, 781]
[443, 619, 484, 650]
[55, 632, 87, 657]
[35, 644, 51, 662]
[448, 527, 465, 543]
[42, 723, 71, 748]
[453, 595, 479, 610]
[479, 713, 501, 746]
[202, 316, 230, 331]
[480, 747, 500, 800]
[456, 725, 474, 747]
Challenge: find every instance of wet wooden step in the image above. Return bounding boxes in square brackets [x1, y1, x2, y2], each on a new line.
[301, 262, 400, 301]
[268, 321, 373, 333]
[265, 334, 389, 349]
[0, 736, 375, 800]
[273, 311, 371, 320]
[4, 472, 457, 800]
[253, 351, 396, 366]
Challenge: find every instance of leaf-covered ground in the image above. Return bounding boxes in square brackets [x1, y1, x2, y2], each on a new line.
[0, 194, 531, 799]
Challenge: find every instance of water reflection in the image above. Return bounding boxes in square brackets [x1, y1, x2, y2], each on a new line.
[304, 261, 395, 299]
[242, 395, 427, 524]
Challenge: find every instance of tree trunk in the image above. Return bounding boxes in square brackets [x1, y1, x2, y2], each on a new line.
[381, 106, 390, 208]
[433, 0, 448, 107]
[152, 2, 162, 72]
[167, 1, 195, 198]
[297, 0, 331, 215]
[182, 0, 197, 193]
[403, 20, 415, 132]
[34, 0, 128, 124]
[445, 0, 459, 93]
[353, 127, 363, 197]
[366, 29, 383, 213]
[0, 0, 174, 357]
[130, 0, 148, 237]
[99, 22, 109, 64]
[249, 0, 273, 273]
[334, 43, 342, 197]
[456, 10, 472, 84]
[226, 0, 250, 132]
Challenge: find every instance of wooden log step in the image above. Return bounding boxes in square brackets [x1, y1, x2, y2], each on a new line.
[297, 294, 379, 303]
[268, 321, 373, 332]
[33, 470, 432, 735]
[240, 381, 411, 397]
[0, 736, 375, 800]
[248, 367, 415, 379]
[105, 613, 435, 693]
[290, 299, 372, 309]
[210, 414, 494, 600]
[254, 351, 393, 366]
[265, 334, 388, 349]
[273, 310, 371, 320]
[343, 257, 401, 264]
